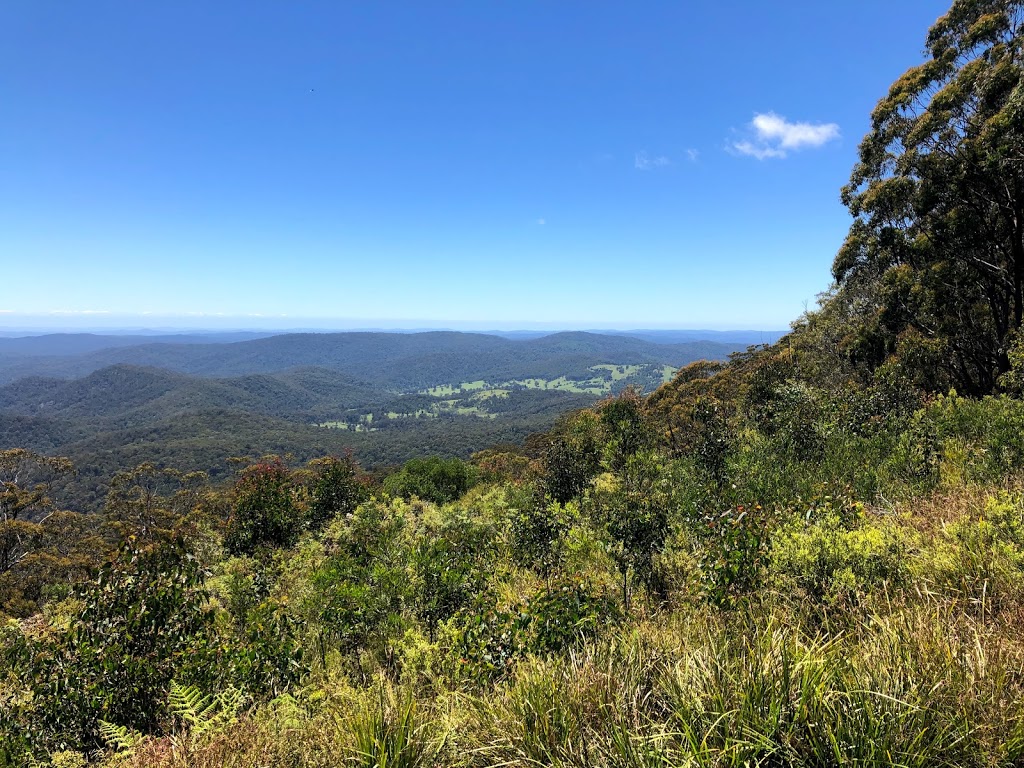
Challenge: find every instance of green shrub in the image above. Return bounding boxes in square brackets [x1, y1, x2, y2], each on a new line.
[450, 581, 617, 683]
[412, 511, 496, 641]
[770, 502, 912, 608]
[383, 457, 477, 505]
[925, 394, 1024, 485]
[305, 455, 368, 533]
[309, 499, 413, 668]
[6, 542, 214, 756]
[225, 460, 302, 556]
[913, 492, 1024, 613]
[694, 503, 772, 608]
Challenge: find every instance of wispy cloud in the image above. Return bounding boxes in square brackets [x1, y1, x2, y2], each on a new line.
[635, 150, 671, 170]
[686, 148, 699, 162]
[732, 141, 787, 160]
[48, 309, 112, 315]
[731, 112, 839, 159]
[536, 218, 546, 226]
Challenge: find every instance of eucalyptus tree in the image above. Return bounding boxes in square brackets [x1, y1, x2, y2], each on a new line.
[834, 0, 1024, 393]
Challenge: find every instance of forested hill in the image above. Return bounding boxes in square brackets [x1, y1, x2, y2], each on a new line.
[0, 330, 744, 387]
[0, 331, 749, 507]
[0, 331, 275, 357]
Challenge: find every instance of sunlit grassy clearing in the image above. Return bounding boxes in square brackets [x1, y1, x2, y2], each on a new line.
[591, 363, 643, 380]
[423, 380, 489, 396]
[418, 365, 677, 399]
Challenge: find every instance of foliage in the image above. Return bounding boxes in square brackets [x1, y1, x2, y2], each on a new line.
[97, 720, 143, 759]
[224, 458, 302, 556]
[694, 503, 772, 608]
[220, 598, 307, 698]
[771, 500, 912, 609]
[102, 463, 210, 544]
[450, 580, 616, 683]
[411, 510, 496, 640]
[337, 684, 439, 768]
[833, 0, 1024, 394]
[507, 486, 574, 583]
[540, 410, 603, 503]
[383, 457, 477, 505]
[470, 448, 536, 485]
[0, 449, 76, 617]
[304, 454, 368, 533]
[590, 451, 670, 610]
[598, 388, 654, 473]
[310, 499, 414, 669]
[913, 491, 1024, 613]
[7, 541, 214, 756]
[167, 680, 245, 739]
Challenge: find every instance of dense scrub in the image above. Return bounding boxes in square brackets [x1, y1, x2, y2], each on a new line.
[5, 367, 1024, 766]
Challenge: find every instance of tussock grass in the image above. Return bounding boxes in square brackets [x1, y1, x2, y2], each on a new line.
[450, 605, 1024, 768]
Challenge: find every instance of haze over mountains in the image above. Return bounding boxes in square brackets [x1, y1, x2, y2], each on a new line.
[0, 330, 774, 386]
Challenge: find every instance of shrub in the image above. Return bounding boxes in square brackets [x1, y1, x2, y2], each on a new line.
[6, 542, 214, 756]
[694, 503, 772, 608]
[224, 460, 302, 556]
[450, 581, 617, 683]
[770, 503, 912, 608]
[305, 455, 368, 534]
[383, 457, 477, 505]
[913, 492, 1024, 614]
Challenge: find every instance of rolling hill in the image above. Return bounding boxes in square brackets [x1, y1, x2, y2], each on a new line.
[0, 329, 753, 509]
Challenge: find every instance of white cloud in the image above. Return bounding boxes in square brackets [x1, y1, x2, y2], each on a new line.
[536, 218, 546, 226]
[731, 112, 839, 159]
[686, 148, 699, 162]
[635, 150, 671, 170]
[732, 141, 787, 160]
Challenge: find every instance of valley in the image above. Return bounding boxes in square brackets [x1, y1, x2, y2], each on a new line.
[0, 330, 754, 508]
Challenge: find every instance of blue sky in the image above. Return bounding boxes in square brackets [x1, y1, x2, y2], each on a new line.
[1, 1, 951, 331]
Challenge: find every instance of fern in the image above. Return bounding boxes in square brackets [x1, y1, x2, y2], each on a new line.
[167, 680, 244, 739]
[98, 720, 143, 756]
[267, 692, 306, 732]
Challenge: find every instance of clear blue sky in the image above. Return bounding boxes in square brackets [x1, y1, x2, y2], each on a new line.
[1, 1, 951, 331]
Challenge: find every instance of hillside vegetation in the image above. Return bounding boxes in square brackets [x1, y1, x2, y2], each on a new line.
[0, 332, 739, 509]
[5, 2, 1024, 766]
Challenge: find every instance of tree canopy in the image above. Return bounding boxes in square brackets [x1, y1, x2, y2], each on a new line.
[834, 0, 1024, 394]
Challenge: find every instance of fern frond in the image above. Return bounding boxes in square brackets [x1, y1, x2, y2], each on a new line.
[267, 692, 306, 732]
[168, 680, 245, 738]
[98, 720, 143, 755]
[168, 680, 211, 725]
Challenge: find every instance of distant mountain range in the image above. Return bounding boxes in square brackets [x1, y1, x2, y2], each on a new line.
[0, 329, 764, 509]
[0, 330, 754, 388]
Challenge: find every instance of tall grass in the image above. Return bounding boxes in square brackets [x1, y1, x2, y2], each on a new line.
[456, 606, 1024, 768]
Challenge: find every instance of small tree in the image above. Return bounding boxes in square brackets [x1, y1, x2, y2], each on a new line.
[383, 456, 476, 505]
[225, 459, 301, 555]
[542, 411, 603, 503]
[305, 454, 367, 533]
[599, 389, 654, 473]
[592, 452, 669, 611]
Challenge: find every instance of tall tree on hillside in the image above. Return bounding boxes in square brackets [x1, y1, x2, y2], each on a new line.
[0, 450, 73, 577]
[834, 0, 1024, 394]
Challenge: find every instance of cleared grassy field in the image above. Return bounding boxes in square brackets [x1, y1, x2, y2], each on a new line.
[418, 364, 677, 399]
